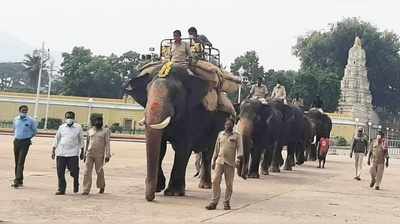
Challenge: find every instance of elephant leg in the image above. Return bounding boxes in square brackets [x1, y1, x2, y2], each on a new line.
[248, 147, 261, 178]
[261, 151, 271, 175]
[156, 140, 167, 192]
[284, 146, 294, 171]
[310, 143, 318, 161]
[296, 142, 306, 165]
[270, 144, 282, 173]
[164, 144, 191, 197]
[199, 150, 212, 189]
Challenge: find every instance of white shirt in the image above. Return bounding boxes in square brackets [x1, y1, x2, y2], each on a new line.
[53, 123, 84, 157]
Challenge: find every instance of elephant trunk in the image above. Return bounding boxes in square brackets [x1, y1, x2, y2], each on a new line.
[144, 80, 172, 201]
[237, 118, 253, 178]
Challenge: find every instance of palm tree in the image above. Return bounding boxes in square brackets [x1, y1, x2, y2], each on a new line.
[23, 53, 48, 90]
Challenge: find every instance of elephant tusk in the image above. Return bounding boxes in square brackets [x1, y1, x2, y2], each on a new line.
[150, 116, 171, 129]
[137, 117, 146, 126]
[312, 135, 317, 144]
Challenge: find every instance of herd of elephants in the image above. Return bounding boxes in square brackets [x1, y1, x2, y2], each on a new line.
[126, 66, 333, 202]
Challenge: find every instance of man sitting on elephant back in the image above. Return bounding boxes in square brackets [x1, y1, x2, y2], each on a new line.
[170, 30, 192, 66]
[248, 77, 268, 101]
[271, 80, 287, 104]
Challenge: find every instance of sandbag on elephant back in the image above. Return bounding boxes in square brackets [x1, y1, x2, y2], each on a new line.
[220, 70, 241, 93]
[138, 61, 165, 78]
[190, 60, 241, 93]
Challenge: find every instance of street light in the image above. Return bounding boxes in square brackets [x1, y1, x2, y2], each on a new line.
[32, 42, 50, 119]
[237, 66, 245, 104]
[386, 127, 389, 140]
[43, 59, 55, 130]
[355, 118, 359, 131]
[87, 98, 94, 127]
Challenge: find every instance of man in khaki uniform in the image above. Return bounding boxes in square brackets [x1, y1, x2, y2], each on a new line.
[170, 30, 192, 66]
[249, 77, 268, 100]
[271, 80, 287, 103]
[82, 116, 111, 195]
[368, 131, 389, 190]
[206, 118, 243, 210]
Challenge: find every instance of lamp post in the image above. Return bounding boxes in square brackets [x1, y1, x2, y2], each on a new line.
[44, 59, 55, 130]
[367, 121, 372, 141]
[32, 42, 50, 119]
[237, 66, 245, 104]
[386, 127, 389, 140]
[87, 98, 94, 127]
[355, 118, 359, 131]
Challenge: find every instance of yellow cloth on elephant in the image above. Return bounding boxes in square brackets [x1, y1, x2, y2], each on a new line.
[159, 62, 174, 78]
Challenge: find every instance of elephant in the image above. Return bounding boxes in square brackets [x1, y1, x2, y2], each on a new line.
[236, 99, 308, 179]
[304, 109, 333, 161]
[126, 66, 230, 201]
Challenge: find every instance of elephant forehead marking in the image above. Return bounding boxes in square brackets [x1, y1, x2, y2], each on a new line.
[149, 101, 161, 112]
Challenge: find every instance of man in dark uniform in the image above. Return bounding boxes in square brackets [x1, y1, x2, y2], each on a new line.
[188, 27, 212, 47]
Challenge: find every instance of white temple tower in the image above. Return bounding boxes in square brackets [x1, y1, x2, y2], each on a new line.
[338, 37, 379, 124]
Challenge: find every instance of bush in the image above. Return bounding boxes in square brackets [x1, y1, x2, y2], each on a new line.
[38, 118, 63, 130]
[110, 123, 123, 133]
[333, 136, 348, 146]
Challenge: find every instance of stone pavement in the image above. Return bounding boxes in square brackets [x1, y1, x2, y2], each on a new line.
[0, 135, 399, 224]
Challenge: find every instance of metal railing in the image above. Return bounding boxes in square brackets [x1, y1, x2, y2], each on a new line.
[387, 139, 400, 156]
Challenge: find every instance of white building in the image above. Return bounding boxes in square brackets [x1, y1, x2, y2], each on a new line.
[338, 37, 379, 125]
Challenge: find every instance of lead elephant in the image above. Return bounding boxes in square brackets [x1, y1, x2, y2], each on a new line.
[304, 109, 333, 161]
[126, 66, 229, 201]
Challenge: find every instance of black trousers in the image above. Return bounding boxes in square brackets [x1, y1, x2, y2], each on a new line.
[13, 138, 31, 185]
[56, 156, 79, 193]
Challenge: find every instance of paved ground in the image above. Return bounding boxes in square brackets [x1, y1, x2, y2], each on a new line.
[1, 135, 399, 224]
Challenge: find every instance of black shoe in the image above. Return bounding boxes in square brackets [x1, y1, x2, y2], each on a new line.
[99, 188, 105, 194]
[205, 203, 217, 210]
[11, 183, 20, 188]
[55, 191, 65, 195]
[355, 177, 361, 181]
[370, 180, 376, 188]
[375, 186, 380, 190]
[224, 203, 231, 210]
[82, 192, 89, 195]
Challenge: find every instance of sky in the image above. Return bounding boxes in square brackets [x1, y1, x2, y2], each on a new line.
[1, 0, 399, 70]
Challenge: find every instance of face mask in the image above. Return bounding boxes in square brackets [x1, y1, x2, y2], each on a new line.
[19, 112, 27, 118]
[189, 35, 195, 39]
[377, 135, 381, 140]
[277, 84, 280, 87]
[66, 119, 74, 126]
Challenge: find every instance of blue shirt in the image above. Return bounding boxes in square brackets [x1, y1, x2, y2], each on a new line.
[13, 115, 38, 140]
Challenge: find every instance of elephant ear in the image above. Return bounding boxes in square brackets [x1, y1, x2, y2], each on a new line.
[125, 74, 153, 107]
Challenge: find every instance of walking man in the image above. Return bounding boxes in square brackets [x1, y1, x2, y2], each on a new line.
[206, 118, 243, 210]
[82, 116, 111, 195]
[368, 131, 389, 190]
[350, 128, 368, 180]
[12, 105, 37, 188]
[52, 111, 84, 195]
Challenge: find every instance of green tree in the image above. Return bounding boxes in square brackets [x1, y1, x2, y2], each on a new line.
[61, 47, 93, 97]
[22, 54, 49, 90]
[293, 17, 400, 113]
[230, 51, 265, 101]
[0, 62, 26, 90]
